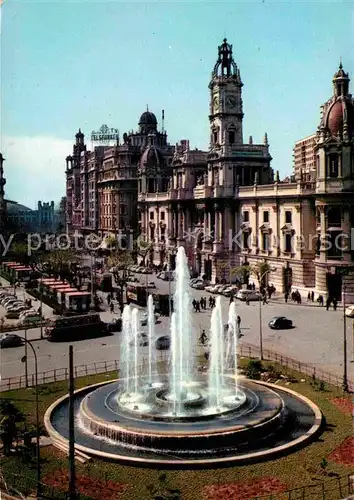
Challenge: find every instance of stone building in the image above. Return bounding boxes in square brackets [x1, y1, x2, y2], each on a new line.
[293, 134, 316, 181]
[138, 40, 354, 303]
[65, 39, 354, 302]
[65, 112, 175, 241]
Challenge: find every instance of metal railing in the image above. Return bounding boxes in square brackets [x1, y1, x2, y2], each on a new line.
[0, 342, 352, 392]
[251, 473, 354, 499]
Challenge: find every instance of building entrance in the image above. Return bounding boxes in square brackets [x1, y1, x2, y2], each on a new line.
[326, 272, 342, 301]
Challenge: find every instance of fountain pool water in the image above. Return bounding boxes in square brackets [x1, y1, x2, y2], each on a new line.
[45, 247, 323, 466]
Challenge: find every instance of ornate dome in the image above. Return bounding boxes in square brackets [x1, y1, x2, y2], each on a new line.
[325, 98, 354, 137]
[140, 143, 164, 170]
[138, 110, 157, 134]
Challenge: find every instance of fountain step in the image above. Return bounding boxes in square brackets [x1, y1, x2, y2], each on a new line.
[51, 438, 91, 463]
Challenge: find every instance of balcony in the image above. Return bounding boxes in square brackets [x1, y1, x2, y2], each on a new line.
[193, 185, 213, 199]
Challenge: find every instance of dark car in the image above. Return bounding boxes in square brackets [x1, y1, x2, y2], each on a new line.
[155, 335, 170, 350]
[268, 316, 293, 329]
[0, 334, 23, 348]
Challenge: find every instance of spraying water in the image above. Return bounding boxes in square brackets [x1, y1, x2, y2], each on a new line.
[169, 247, 193, 405]
[208, 297, 224, 408]
[122, 305, 132, 394]
[147, 295, 155, 385]
[132, 308, 140, 394]
[227, 302, 239, 397]
[170, 312, 178, 414]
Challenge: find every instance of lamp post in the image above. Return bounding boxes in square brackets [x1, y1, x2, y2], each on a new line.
[18, 335, 41, 496]
[343, 286, 349, 392]
[258, 267, 276, 361]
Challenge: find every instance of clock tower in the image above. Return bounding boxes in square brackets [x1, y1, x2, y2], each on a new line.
[209, 38, 243, 149]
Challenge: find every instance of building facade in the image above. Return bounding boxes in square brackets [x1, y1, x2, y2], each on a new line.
[6, 200, 56, 233]
[138, 40, 354, 303]
[65, 39, 354, 302]
[293, 134, 317, 181]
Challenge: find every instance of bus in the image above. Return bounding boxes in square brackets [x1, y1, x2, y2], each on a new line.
[45, 313, 108, 342]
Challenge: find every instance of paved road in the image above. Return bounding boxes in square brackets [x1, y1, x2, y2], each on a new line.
[1, 274, 354, 383]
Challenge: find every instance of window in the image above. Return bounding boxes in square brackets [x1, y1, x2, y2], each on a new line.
[285, 233, 292, 253]
[120, 204, 126, 216]
[160, 211, 165, 220]
[263, 211, 269, 223]
[285, 211, 292, 224]
[243, 232, 249, 249]
[228, 131, 235, 144]
[150, 212, 154, 220]
[160, 227, 166, 241]
[213, 131, 218, 144]
[148, 178, 155, 193]
[150, 227, 155, 241]
[262, 233, 269, 251]
[328, 154, 339, 178]
[243, 211, 249, 222]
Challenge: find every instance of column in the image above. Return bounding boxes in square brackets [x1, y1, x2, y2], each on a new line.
[167, 207, 173, 241]
[173, 209, 178, 238]
[178, 206, 184, 240]
[342, 208, 351, 262]
[319, 206, 327, 262]
[214, 211, 220, 242]
[218, 210, 223, 241]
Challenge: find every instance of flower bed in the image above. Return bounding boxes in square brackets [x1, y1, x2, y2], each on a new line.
[43, 469, 128, 499]
[329, 437, 354, 467]
[331, 397, 353, 415]
[203, 477, 288, 500]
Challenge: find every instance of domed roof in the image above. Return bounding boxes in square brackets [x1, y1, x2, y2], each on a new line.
[139, 111, 157, 126]
[326, 98, 354, 137]
[140, 144, 164, 169]
[5, 200, 33, 213]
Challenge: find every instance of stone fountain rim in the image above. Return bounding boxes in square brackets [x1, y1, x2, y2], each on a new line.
[80, 382, 280, 436]
[44, 378, 323, 466]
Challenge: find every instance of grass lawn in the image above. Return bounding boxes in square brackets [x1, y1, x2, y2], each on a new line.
[1, 359, 354, 500]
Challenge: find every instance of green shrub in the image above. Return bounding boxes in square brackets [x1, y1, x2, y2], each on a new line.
[245, 359, 263, 379]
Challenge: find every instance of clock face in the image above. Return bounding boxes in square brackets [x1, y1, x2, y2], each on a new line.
[226, 95, 237, 109]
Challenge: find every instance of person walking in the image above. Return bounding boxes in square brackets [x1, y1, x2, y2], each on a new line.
[110, 302, 114, 313]
[311, 291, 315, 302]
[285, 291, 288, 303]
[236, 314, 241, 335]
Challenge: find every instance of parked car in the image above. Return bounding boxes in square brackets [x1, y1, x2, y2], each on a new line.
[147, 281, 156, 288]
[268, 316, 293, 329]
[193, 282, 206, 290]
[236, 290, 262, 301]
[0, 333, 23, 348]
[155, 335, 170, 350]
[345, 305, 354, 318]
[223, 285, 239, 297]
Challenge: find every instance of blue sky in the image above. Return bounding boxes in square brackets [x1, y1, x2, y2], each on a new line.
[1, 0, 354, 207]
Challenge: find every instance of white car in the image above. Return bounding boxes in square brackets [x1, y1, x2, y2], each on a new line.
[236, 289, 262, 301]
[345, 305, 354, 317]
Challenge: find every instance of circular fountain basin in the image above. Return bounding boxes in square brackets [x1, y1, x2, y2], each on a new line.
[45, 376, 323, 466]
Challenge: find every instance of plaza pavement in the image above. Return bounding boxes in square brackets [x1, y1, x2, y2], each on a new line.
[1, 272, 353, 385]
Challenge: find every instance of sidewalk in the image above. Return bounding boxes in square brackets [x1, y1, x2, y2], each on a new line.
[268, 294, 343, 310]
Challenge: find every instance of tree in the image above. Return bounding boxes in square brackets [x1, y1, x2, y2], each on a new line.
[36, 249, 82, 287]
[0, 400, 25, 455]
[135, 235, 153, 267]
[108, 250, 134, 310]
[232, 261, 273, 288]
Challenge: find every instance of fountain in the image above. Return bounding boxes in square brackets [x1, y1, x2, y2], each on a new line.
[45, 247, 323, 466]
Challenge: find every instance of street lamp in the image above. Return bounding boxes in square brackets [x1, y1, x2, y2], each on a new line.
[258, 267, 276, 361]
[343, 286, 349, 392]
[17, 334, 41, 496]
